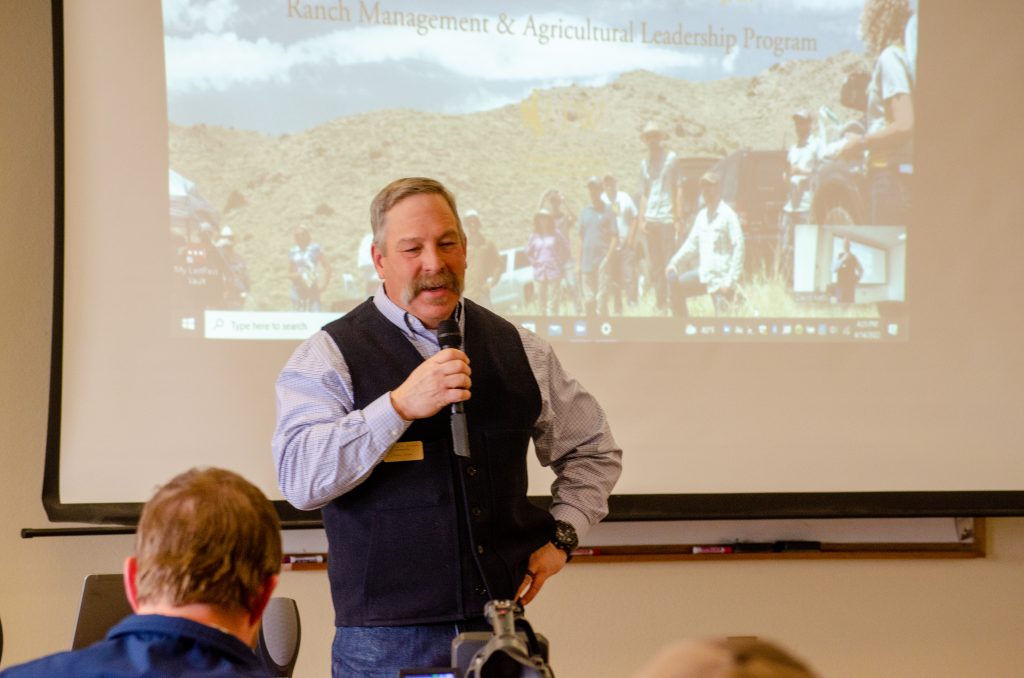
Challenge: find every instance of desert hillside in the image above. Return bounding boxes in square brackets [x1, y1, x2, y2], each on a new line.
[169, 51, 869, 311]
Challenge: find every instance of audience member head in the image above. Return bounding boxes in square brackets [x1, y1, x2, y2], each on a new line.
[631, 637, 819, 678]
[123, 467, 282, 647]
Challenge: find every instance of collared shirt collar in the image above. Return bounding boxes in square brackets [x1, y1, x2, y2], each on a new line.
[108, 613, 258, 666]
[372, 284, 463, 349]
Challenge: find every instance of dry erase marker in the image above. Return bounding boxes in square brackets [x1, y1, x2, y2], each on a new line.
[692, 545, 734, 554]
[283, 554, 325, 564]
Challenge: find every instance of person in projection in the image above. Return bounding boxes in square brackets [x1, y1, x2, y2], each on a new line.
[602, 173, 640, 313]
[577, 177, 618, 317]
[664, 171, 745, 318]
[461, 209, 504, 308]
[781, 109, 822, 278]
[538, 188, 581, 315]
[288, 224, 332, 312]
[842, 0, 915, 225]
[527, 207, 571, 316]
[215, 225, 250, 309]
[636, 121, 683, 314]
[832, 237, 863, 303]
[190, 222, 228, 310]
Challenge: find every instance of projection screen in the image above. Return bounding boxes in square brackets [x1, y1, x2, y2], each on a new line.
[45, 0, 1024, 523]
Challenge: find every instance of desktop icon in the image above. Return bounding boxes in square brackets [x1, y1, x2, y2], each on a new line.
[574, 320, 587, 337]
[547, 323, 563, 338]
[600, 322, 612, 336]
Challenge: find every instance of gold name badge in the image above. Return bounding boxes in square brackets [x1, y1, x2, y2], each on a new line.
[383, 440, 424, 463]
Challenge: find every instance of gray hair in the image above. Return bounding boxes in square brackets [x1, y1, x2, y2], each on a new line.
[370, 177, 464, 253]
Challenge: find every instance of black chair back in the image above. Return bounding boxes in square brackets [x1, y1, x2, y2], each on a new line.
[256, 597, 301, 678]
[72, 574, 132, 650]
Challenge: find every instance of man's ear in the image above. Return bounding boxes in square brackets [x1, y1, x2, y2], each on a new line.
[249, 574, 279, 626]
[371, 243, 385, 279]
[122, 556, 141, 612]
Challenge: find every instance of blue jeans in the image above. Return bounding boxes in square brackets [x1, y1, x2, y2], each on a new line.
[332, 620, 490, 678]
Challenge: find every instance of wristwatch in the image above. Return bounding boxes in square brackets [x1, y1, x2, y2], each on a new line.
[551, 520, 579, 561]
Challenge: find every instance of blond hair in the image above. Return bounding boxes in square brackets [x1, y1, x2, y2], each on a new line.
[133, 467, 282, 612]
[715, 638, 818, 678]
[369, 177, 464, 253]
[859, 0, 912, 59]
[633, 637, 818, 678]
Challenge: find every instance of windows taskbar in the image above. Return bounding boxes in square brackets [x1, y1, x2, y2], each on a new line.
[506, 315, 907, 343]
[184, 310, 906, 342]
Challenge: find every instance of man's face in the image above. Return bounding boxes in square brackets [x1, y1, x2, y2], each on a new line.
[701, 182, 720, 209]
[603, 177, 617, 198]
[794, 117, 811, 142]
[373, 193, 466, 329]
[643, 133, 664, 153]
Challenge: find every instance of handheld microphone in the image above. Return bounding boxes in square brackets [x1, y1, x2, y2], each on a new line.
[438, 318, 471, 458]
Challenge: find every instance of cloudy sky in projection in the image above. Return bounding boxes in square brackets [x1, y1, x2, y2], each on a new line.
[163, 0, 874, 134]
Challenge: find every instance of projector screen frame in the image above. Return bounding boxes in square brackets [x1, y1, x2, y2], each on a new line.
[41, 0, 1024, 527]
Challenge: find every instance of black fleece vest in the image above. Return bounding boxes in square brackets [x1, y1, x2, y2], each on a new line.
[321, 299, 549, 626]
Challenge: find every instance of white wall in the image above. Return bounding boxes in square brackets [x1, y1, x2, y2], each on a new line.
[4, 4, 1024, 677]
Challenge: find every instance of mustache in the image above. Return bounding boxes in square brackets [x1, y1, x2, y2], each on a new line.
[402, 269, 463, 304]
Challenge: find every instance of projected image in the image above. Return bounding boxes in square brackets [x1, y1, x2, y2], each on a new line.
[164, 0, 915, 341]
[792, 225, 906, 326]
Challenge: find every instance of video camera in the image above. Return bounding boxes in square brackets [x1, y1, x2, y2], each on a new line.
[453, 600, 554, 678]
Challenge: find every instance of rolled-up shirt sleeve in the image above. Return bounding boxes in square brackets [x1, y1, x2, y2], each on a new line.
[519, 329, 623, 542]
[272, 330, 410, 510]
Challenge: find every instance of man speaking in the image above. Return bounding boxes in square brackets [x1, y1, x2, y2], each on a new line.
[272, 177, 622, 677]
